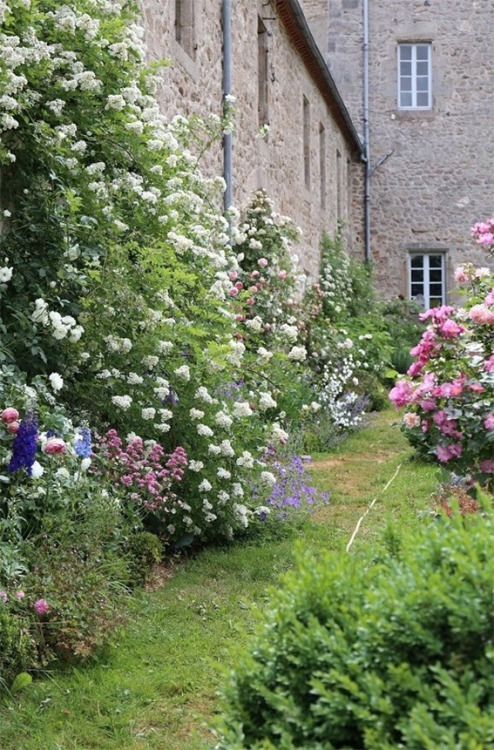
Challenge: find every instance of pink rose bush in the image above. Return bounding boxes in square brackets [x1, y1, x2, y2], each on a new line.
[390, 223, 494, 484]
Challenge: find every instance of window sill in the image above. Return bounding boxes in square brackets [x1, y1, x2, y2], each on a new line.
[171, 40, 198, 80]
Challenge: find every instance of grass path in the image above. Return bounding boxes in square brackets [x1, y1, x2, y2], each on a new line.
[0, 411, 441, 750]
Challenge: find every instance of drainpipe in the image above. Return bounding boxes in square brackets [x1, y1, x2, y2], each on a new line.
[222, 0, 233, 215]
[362, 0, 371, 264]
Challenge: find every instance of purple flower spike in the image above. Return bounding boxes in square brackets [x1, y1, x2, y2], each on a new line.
[8, 411, 38, 476]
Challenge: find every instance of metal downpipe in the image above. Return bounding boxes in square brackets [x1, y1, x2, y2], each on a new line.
[222, 0, 233, 214]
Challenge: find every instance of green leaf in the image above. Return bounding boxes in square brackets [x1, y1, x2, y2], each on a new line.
[10, 672, 32, 694]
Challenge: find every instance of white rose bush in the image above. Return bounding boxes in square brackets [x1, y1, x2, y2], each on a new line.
[0, 0, 385, 676]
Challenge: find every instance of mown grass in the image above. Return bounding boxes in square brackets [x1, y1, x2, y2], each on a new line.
[0, 410, 441, 750]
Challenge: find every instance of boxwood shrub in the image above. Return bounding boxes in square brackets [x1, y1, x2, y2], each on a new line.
[217, 509, 494, 749]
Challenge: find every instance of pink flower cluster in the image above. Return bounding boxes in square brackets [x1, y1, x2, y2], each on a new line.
[470, 217, 494, 248]
[98, 429, 188, 512]
[389, 270, 494, 476]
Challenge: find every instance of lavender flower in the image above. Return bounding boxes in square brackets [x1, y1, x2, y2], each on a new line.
[74, 426, 92, 458]
[8, 411, 38, 476]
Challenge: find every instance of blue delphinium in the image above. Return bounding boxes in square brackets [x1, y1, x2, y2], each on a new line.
[74, 426, 92, 458]
[8, 411, 38, 476]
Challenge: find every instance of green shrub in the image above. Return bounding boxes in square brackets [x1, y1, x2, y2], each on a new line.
[217, 510, 494, 749]
[125, 531, 162, 586]
[0, 611, 37, 689]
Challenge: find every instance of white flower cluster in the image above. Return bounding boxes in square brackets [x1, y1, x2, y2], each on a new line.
[31, 299, 84, 342]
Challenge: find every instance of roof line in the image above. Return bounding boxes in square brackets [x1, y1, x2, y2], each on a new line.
[273, 0, 363, 156]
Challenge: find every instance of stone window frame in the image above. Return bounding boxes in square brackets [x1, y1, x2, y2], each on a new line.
[408, 250, 446, 309]
[303, 95, 311, 190]
[258, 15, 270, 128]
[174, 0, 197, 63]
[397, 42, 432, 110]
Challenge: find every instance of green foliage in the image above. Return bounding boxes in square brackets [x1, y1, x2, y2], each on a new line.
[125, 531, 162, 586]
[217, 510, 494, 749]
[0, 611, 37, 689]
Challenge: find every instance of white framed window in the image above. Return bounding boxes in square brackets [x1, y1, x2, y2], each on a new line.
[409, 253, 445, 309]
[398, 43, 432, 109]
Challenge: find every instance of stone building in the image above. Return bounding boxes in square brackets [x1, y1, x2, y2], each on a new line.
[141, 0, 364, 281]
[302, 0, 494, 306]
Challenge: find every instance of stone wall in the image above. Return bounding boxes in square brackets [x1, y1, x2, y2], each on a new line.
[308, 0, 494, 301]
[141, 0, 364, 281]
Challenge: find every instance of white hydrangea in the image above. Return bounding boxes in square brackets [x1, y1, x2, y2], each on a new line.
[141, 407, 156, 420]
[195, 386, 213, 403]
[215, 411, 233, 429]
[189, 460, 204, 472]
[260, 471, 277, 486]
[236, 451, 254, 469]
[288, 345, 307, 362]
[112, 395, 132, 410]
[199, 479, 212, 493]
[233, 401, 253, 418]
[258, 392, 277, 411]
[190, 408, 204, 420]
[197, 424, 214, 437]
[174, 364, 190, 381]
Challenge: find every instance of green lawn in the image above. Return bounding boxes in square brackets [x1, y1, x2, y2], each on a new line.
[0, 411, 441, 749]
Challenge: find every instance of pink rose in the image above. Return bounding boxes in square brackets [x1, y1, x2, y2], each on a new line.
[235, 281, 244, 290]
[43, 437, 67, 455]
[389, 380, 413, 408]
[228, 287, 239, 297]
[278, 270, 287, 280]
[258, 258, 268, 268]
[15, 590, 25, 600]
[469, 304, 494, 325]
[246, 298, 255, 306]
[1, 407, 19, 424]
[484, 413, 494, 430]
[7, 421, 20, 434]
[228, 270, 238, 281]
[403, 413, 421, 429]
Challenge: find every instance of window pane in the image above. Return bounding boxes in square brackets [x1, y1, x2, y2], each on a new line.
[400, 45, 412, 60]
[416, 45, 429, 60]
[416, 76, 429, 92]
[416, 92, 429, 107]
[429, 269, 442, 282]
[411, 255, 424, 268]
[429, 255, 443, 268]
[411, 284, 424, 297]
[401, 61, 412, 76]
[400, 92, 413, 107]
[400, 76, 412, 91]
[429, 283, 443, 296]
[416, 61, 429, 75]
[429, 298, 442, 308]
[411, 270, 424, 282]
